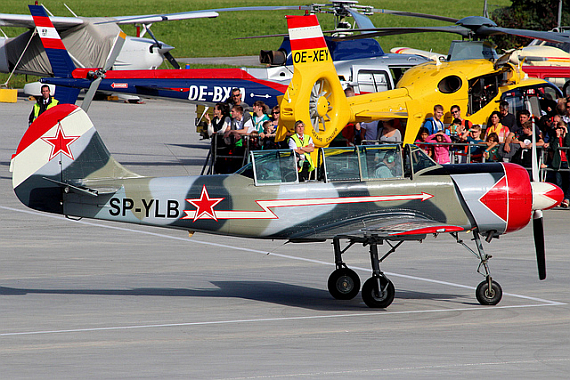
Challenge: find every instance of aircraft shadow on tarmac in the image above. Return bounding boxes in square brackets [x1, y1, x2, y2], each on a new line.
[113, 159, 206, 167]
[0, 281, 468, 310]
[169, 143, 211, 150]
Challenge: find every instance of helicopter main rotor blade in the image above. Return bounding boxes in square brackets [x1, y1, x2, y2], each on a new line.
[331, 26, 471, 41]
[371, 8, 458, 23]
[478, 26, 570, 44]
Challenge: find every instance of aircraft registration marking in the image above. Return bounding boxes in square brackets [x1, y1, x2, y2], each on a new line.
[292, 48, 330, 64]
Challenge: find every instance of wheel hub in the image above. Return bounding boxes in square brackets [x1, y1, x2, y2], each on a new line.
[316, 96, 328, 117]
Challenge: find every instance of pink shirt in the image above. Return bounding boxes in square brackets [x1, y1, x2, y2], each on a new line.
[425, 133, 452, 164]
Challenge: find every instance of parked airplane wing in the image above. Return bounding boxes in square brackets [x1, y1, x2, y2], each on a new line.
[101, 11, 218, 25]
[0, 13, 83, 29]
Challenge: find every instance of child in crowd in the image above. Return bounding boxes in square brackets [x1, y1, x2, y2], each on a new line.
[483, 132, 501, 162]
[415, 127, 433, 158]
[461, 124, 485, 162]
[260, 120, 279, 149]
[450, 118, 466, 141]
[425, 131, 451, 164]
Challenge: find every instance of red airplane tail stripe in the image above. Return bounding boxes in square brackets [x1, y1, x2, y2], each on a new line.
[39, 38, 67, 51]
[286, 15, 320, 29]
[289, 37, 328, 52]
[15, 104, 79, 158]
[286, 15, 327, 51]
[30, 15, 56, 28]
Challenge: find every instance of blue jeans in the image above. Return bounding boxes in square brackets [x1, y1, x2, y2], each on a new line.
[554, 161, 570, 199]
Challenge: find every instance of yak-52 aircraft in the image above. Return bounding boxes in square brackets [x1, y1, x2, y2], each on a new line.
[0, 6, 219, 76]
[10, 14, 564, 309]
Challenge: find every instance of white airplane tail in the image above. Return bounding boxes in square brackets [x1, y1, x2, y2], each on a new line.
[11, 104, 139, 214]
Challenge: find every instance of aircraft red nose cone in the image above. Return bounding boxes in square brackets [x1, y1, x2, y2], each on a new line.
[531, 182, 564, 210]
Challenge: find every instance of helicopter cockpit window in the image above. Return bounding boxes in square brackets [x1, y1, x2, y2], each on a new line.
[438, 76, 462, 94]
[357, 70, 391, 94]
[322, 147, 360, 182]
[358, 145, 404, 180]
[251, 149, 298, 186]
[447, 41, 499, 61]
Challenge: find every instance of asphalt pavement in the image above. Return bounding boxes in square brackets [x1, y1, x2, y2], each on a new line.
[1, 95, 569, 379]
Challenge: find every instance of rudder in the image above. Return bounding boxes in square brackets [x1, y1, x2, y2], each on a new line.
[11, 104, 140, 214]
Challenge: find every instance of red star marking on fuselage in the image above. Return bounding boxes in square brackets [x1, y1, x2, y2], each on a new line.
[41, 123, 80, 161]
[185, 185, 224, 221]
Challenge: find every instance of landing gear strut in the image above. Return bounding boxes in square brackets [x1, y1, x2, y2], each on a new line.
[453, 231, 503, 305]
[328, 235, 401, 308]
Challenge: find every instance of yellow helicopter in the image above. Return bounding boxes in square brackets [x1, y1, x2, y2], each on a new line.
[277, 16, 567, 146]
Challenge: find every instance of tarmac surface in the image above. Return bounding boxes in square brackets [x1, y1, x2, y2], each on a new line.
[1, 95, 569, 379]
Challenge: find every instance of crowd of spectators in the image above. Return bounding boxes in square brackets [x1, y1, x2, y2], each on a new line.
[203, 87, 570, 206]
[204, 88, 286, 173]
[412, 99, 570, 207]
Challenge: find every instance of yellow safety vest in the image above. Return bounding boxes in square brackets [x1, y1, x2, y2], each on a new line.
[290, 134, 315, 172]
[32, 98, 59, 121]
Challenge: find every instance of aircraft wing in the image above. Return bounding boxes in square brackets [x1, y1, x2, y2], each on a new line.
[102, 6, 309, 25]
[294, 212, 464, 241]
[106, 11, 219, 25]
[324, 215, 465, 242]
[0, 13, 83, 29]
[359, 217, 464, 238]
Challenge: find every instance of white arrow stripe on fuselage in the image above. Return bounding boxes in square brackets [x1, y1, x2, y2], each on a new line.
[183, 192, 433, 220]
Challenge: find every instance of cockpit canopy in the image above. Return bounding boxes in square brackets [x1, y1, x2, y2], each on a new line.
[237, 144, 440, 186]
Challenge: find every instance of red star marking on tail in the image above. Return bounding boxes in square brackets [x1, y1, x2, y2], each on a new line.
[41, 123, 80, 161]
[186, 185, 224, 221]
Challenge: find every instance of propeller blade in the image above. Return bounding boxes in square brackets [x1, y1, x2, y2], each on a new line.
[81, 77, 102, 112]
[164, 52, 181, 69]
[103, 31, 127, 72]
[533, 210, 546, 280]
[81, 31, 126, 112]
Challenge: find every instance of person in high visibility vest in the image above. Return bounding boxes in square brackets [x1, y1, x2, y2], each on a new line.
[29, 85, 59, 125]
[288, 120, 315, 181]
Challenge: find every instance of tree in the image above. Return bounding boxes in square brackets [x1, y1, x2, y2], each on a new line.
[491, 0, 570, 52]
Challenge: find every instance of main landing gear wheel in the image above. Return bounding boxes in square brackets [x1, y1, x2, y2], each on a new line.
[475, 279, 502, 305]
[361, 276, 395, 308]
[328, 268, 361, 300]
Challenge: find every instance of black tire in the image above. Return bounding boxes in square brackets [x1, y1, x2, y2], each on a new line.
[328, 268, 361, 300]
[361, 276, 395, 308]
[476, 279, 503, 305]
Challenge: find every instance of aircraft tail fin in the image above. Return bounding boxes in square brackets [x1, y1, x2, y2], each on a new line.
[11, 104, 140, 214]
[277, 15, 350, 147]
[29, 4, 80, 104]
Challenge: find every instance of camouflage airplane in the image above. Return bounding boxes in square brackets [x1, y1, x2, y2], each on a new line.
[11, 15, 564, 309]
